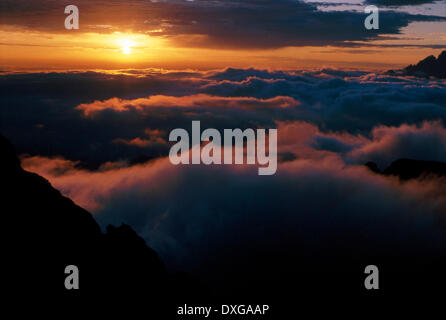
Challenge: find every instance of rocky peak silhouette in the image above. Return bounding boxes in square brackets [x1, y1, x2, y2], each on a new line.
[365, 158, 446, 180]
[2, 135, 203, 311]
[387, 50, 446, 78]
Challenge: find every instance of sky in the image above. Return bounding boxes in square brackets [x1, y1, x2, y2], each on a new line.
[0, 0, 445, 70]
[1, 1, 446, 293]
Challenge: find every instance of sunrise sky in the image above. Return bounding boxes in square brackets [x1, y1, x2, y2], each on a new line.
[2, 1, 446, 296]
[1, 0, 445, 71]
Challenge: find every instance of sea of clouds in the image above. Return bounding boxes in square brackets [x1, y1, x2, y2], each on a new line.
[2, 68, 446, 290]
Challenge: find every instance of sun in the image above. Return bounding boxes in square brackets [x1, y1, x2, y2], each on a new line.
[119, 38, 134, 55]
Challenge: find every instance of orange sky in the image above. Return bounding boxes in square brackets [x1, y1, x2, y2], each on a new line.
[1, 1, 445, 71]
[1, 28, 443, 71]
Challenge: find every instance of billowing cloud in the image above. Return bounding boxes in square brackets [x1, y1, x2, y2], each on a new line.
[348, 121, 446, 167]
[21, 144, 446, 289]
[2, 68, 445, 168]
[76, 94, 299, 116]
[276, 120, 446, 167]
[2, 64, 444, 293]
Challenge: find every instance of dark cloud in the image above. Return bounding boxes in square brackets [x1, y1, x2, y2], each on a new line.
[0, 70, 205, 167]
[312, 135, 355, 153]
[1, 0, 444, 48]
[202, 70, 446, 132]
[366, 0, 440, 6]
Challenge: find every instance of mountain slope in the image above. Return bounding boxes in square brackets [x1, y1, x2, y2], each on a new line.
[1, 135, 201, 310]
[387, 50, 446, 78]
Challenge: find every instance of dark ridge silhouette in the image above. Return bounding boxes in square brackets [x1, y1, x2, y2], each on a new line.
[387, 50, 446, 78]
[365, 158, 446, 180]
[384, 158, 446, 180]
[365, 161, 381, 174]
[2, 135, 206, 314]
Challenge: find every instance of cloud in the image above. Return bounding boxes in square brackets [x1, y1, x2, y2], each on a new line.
[4, 65, 445, 293]
[276, 120, 446, 168]
[365, 0, 440, 6]
[348, 121, 446, 167]
[1, 0, 445, 49]
[113, 128, 167, 148]
[21, 146, 446, 289]
[1, 68, 445, 169]
[21, 155, 80, 177]
[0, 69, 206, 167]
[113, 136, 166, 148]
[76, 94, 299, 116]
[202, 70, 446, 132]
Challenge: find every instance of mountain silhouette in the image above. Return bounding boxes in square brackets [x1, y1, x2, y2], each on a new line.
[387, 50, 446, 78]
[366, 158, 446, 180]
[2, 135, 205, 313]
[384, 158, 446, 180]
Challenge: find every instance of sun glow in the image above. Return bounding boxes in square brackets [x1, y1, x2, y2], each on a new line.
[2, 26, 440, 70]
[119, 38, 134, 55]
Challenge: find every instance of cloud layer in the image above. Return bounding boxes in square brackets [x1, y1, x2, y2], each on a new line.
[21, 138, 446, 289]
[2, 68, 445, 167]
[2, 67, 446, 291]
[1, 0, 445, 49]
